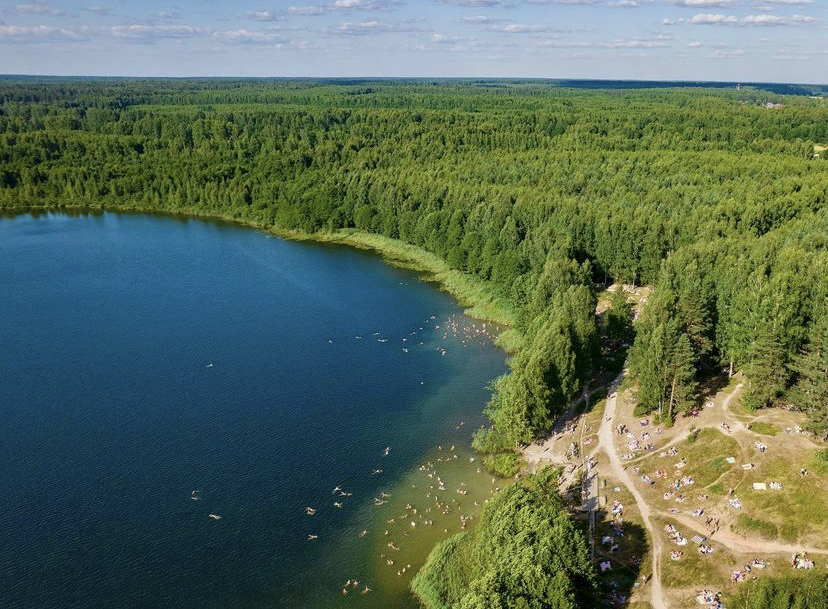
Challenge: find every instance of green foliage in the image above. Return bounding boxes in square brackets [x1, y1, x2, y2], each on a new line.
[411, 467, 597, 609]
[727, 572, 828, 609]
[482, 452, 523, 478]
[788, 317, 828, 439]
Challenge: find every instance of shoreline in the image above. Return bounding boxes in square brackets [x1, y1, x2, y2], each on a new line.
[3, 204, 523, 353]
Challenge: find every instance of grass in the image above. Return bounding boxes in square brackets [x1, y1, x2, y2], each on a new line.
[738, 454, 828, 544]
[639, 428, 740, 494]
[812, 449, 828, 474]
[659, 516, 729, 588]
[747, 421, 779, 436]
[732, 514, 778, 540]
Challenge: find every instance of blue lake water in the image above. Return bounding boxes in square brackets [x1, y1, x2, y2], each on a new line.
[0, 212, 507, 608]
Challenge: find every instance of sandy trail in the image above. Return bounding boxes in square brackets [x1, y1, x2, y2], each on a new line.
[669, 513, 828, 556]
[598, 370, 668, 609]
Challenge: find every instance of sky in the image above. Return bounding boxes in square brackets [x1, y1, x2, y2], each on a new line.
[0, 0, 826, 81]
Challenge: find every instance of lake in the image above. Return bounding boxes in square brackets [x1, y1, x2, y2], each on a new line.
[0, 212, 508, 608]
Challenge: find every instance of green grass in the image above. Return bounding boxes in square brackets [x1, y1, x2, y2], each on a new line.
[747, 421, 779, 436]
[733, 514, 778, 540]
[739, 455, 828, 544]
[660, 536, 725, 588]
[813, 449, 828, 474]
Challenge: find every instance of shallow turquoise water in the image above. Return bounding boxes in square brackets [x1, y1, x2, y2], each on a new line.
[0, 212, 507, 608]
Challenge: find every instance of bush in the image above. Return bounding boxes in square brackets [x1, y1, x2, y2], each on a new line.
[482, 452, 522, 478]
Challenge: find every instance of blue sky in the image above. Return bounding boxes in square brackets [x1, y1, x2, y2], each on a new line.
[0, 0, 825, 81]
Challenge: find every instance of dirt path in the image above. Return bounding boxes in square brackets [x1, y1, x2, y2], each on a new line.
[598, 371, 668, 609]
[670, 513, 828, 556]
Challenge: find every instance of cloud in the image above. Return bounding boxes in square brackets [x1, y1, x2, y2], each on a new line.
[85, 6, 109, 14]
[710, 47, 744, 56]
[245, 11, 283, 21]
[687, 39, 703, 45]
[526, 0, 601, 4]
[756, 0, 813, 3]
[608, 0, 651, 7]
[487, 23, 553, 32]
[13, 3, 64, 16]
[459, 15, 502, 23]
[110, 24, 204, 39]
[669, 0, 737, 6]
[539, 36, 670, 47]
[212, 28, 288, 44]
[689, 11, 816, 24]
[689, 13, 739, 22]
[0, 24, 85, 41]
[743, 12, 814, 23]
[438, 0, 506, 6]
[281, 1, 398, 16]
[326, 20, 426, 35]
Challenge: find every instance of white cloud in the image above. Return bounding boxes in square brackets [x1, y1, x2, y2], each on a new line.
[609, 0, 648, 7]
[110, 25, 203, 39]
[526, 0, 601, 4]
[281, 1, 398, 16]
[689, 13, 739, 23]
[13, 3, 64, 16]
[539, 36, 669, 47]
[710, 47, 745, 56]
[669, 0, 737, 6]
[689, 11, 816, 24]
[487, 23, 551, 32]
[438, 0, 506, 6]
[687, 39, 703, 45]
[212, 28, 288, 44]
[287, 6, 328, 15]
[458, 15, 500, 23]
[85, 6, 108, 14]
[743, 12, 814, 23]
[245, 11, 283, 21]
[326, 20, 425, 35]
[0, 24, 84, 41]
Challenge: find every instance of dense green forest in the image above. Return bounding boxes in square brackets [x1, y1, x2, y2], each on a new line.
[2, 77, 827, 608]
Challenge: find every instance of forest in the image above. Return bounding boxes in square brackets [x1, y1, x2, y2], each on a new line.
[2, 78, 827, 607]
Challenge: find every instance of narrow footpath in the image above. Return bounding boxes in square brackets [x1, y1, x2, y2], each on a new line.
[597, 370, 668, 609]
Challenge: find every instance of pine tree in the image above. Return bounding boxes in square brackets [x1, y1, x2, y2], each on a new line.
[744, 321, 787, 410]
[666, 333, 698, 422]
[789, 317, 828, 439]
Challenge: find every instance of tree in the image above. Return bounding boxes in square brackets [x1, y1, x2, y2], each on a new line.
[412, 468, 597, 609]
[789, 317, 828, 439]
[744, 320, 787, 410]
